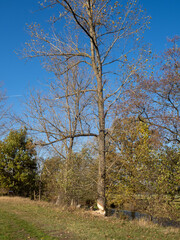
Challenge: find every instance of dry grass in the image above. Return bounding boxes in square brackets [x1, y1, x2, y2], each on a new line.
[0, 196, 58, 208]
[163, 227, 180, 234]
[0, 196, 32, 202]
[133, 217, 180, 236]
[0, 196, 180, 240]
[133, 218, 157, 228]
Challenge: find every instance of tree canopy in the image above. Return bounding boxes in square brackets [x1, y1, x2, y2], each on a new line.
[0, 128, 38, 197]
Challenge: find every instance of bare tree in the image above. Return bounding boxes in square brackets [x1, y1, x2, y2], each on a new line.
[121, 37, 180, 143]
[23, 0, 150, 213]
[22, 65, 95, 200]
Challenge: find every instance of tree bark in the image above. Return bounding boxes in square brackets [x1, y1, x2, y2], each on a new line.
[87, 0, 106, 213]
[97, 103, 106, 214]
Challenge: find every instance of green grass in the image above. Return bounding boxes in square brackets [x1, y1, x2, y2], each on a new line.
[0, 209, 56, 240]
[0, 197, 179, 240]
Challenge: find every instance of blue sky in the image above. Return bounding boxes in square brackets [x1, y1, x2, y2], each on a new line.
[0, 0, 180, 114]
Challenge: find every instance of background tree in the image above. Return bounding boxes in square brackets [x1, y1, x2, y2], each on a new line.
[41, 145, 98, 205]
[156, 146, 180, 197]
[0, 128, 38, 197]
[105, 116, 180, 219]
[23, 0, 150, 213]
[23, 65, 96, 203]
[121, 37, 180, 143]
[106, 117, 160, 208]
[40, 156, 62, 201]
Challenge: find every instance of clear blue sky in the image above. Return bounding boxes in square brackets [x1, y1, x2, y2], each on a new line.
[0, 0, 180, 114]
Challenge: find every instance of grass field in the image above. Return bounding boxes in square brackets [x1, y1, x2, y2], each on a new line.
[0, 197, 179, 240]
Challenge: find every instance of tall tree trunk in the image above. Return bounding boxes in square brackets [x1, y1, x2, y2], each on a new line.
[97, 91, 106, 214]
[88, 0, 106, 213]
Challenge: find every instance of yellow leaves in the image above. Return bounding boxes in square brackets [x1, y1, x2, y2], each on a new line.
[82, 2, 87, 8]
[112, 20, 115, 24]
[124, 54, 128, 62]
